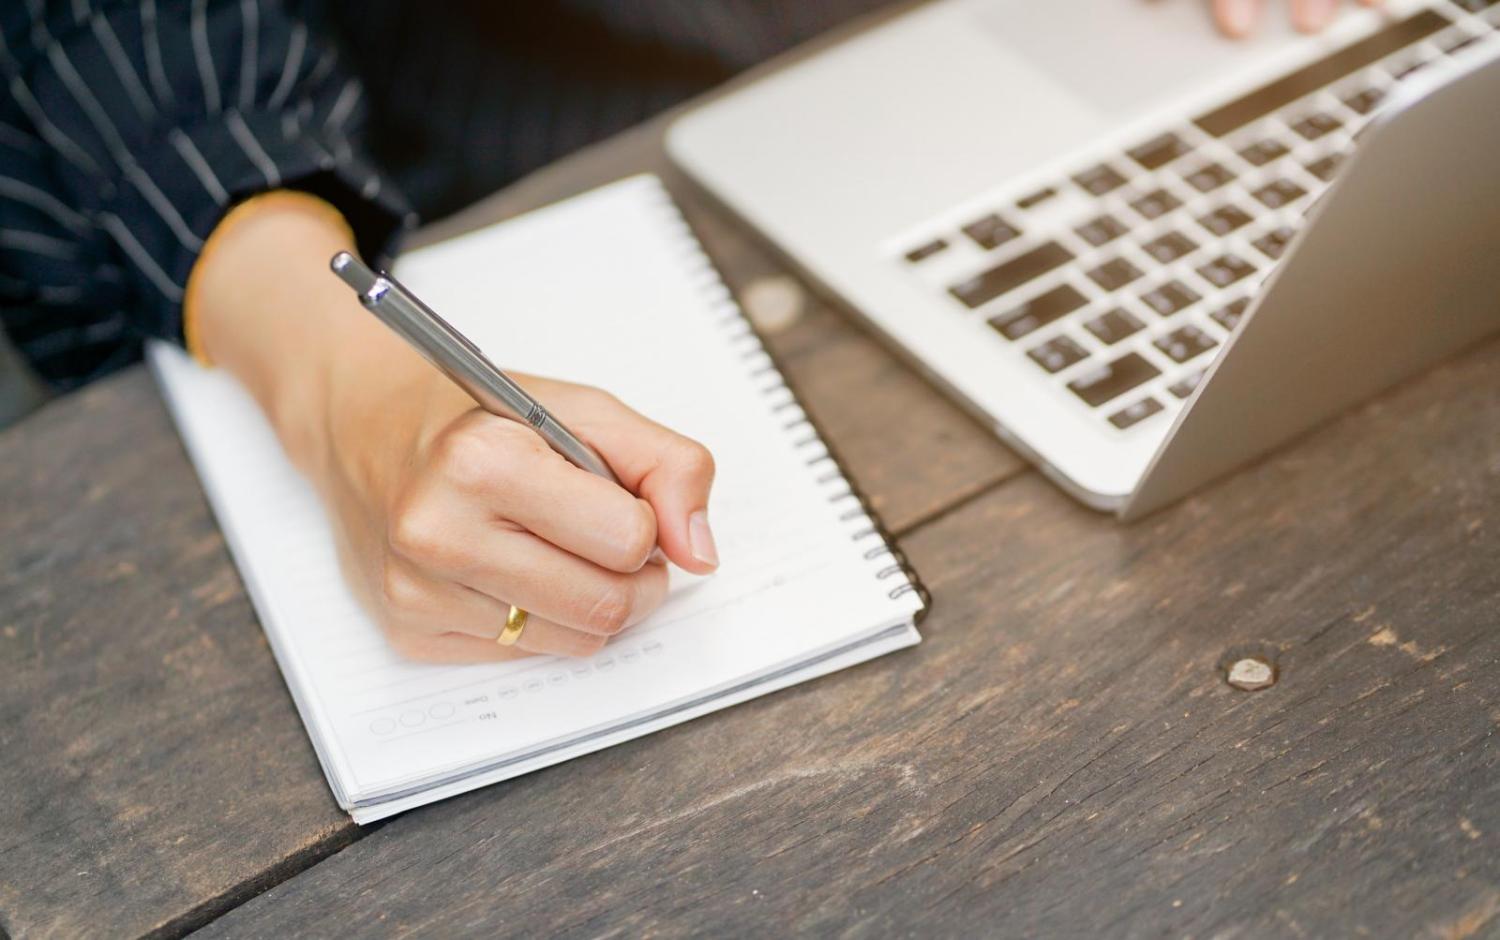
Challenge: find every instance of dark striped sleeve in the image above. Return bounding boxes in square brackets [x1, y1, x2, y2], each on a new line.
[0, 0, 414, 389]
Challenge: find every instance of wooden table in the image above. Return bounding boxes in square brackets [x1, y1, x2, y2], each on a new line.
[4, 104, 1499, 938]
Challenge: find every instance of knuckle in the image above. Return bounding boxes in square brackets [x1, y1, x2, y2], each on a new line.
[435, 426, 500, 493]
[584, 578, 637, 635]
[378, 565, 425, 614]
[387, 499, 445, 563]
[612, 503, 658, 571]
[677, 438, 716, 479]
[578, 384, 620, 409]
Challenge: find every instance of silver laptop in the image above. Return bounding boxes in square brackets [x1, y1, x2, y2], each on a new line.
[667, 0, 1500, 519]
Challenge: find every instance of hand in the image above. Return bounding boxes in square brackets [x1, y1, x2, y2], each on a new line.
[317, 363, 717, 662]
[190, 192, 718, 662]
[1212, 0, 1382, 37]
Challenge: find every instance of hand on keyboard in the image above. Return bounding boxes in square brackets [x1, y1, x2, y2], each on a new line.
[1212, 0, 1383, 37]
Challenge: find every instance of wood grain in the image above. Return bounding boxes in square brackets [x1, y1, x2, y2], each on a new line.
[0, 112, 1014, 936]
[198, 336, 1500, 938]
[0, 372, 356, 939]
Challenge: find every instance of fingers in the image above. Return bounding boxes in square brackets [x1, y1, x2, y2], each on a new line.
[555, 388, 720, 575]
[1215, 0, 1381, 37]
[1290, 0, 1340, 33]
[377, 562, 617, 660]
[412, 410, 662, 573]
[387, 499, 671, 638]
[449, 529, 672, 637]
[1213, 0, 1265, 37]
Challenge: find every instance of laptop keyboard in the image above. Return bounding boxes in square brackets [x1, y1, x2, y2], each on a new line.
[900, 2, 1499, 433]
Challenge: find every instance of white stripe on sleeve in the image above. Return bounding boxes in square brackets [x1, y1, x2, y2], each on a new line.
[238, 0, 258, 111]
[100, 213, 185, 301]
[91, 14, 158, 123]
[191, 0, 221, 114]
[122, 161, 206, 250]
[266, 21, 306, 110]
[168, 129, 229, 204]
[141, 0, 178, 109]
[226, 109, 281, 187]
[0, 175, 91, 233]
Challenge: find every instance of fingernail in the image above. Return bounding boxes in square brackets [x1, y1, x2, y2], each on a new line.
[1294, 0, 1338, 32]
[688, 510, 719, 569]
[1222, 0, 1256, 35]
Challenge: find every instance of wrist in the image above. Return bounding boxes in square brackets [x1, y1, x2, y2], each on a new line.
[189, 191, 367, 479]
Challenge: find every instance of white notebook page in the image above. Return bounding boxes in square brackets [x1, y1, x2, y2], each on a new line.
[151, 176, 922, 821]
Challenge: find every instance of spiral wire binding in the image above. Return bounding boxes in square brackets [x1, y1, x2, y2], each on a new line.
[639, 178, 932, 620]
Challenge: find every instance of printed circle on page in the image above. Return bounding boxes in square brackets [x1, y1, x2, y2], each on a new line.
[428, 702, 455, 719]
[370, 717, 397, 735]
[499, 686, 519, 699]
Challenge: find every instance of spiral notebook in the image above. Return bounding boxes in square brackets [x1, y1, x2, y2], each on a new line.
[149, 175, 927, 823]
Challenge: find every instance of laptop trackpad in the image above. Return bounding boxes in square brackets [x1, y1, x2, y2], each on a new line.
[968, 0, 1311, 116]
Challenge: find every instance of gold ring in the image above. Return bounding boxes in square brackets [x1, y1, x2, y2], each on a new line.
[497, 605, 528, 646]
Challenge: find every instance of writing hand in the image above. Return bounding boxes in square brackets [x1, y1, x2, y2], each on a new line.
[191, 192, 717, 662]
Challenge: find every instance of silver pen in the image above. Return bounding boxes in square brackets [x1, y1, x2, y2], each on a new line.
[329, 251, 620, 484]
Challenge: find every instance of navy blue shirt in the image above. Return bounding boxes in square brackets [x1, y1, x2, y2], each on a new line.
[0, 0, 884, 390]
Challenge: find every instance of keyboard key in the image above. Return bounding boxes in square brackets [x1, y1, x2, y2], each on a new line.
[1140, 279, 1202, 317]
[1154, 325, 1219, 363]
[987, 283, 1089, 340]
[1087, 257, 1145, 291]
[904, 239, 948, 263]
[1253, 178, 1307, 209]
[950, 241, 1075, 309]
[1084, 308, 1144, 345]
[1142, 230, 1199, 264]
[1068, 352, 1161, 407]
[1109, 396, 1165, 429]
[1342, 86, 1385, 115]
[1442, 32, 1482, 54]
[1129, 188, 1182, 221]
[1074, 163, 1129, 196]
[1075, 213, 1129, 247]
[1128, 132, 1193, 170]
[1238, 138, 1290, 166]
[1193, 10, 1450, 137]
[1016, 187, 1058, 210]
[1210, 296, 1251, 332]
[1168, 369, 1206, 399]
[1289, 112, 1342, 140]
[1027, 334, 1091, 373]
[962, 213, 1022, 250]
[1198, 203, 1254, 236]
[1305, 152, 1345, 182]
[1253, 226, 1295, 261]
[1197, 253, 1258, 289]
[1184, 162, 1236, 193]
[1389, 55, 1431, 80]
